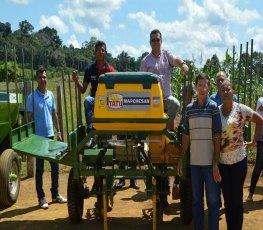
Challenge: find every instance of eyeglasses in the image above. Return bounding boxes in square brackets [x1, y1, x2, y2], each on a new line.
[151, 38, 161, 43]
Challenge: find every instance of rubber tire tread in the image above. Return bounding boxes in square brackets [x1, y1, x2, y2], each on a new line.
[67, 168, 84, 224]
[0, 149, 20, 206]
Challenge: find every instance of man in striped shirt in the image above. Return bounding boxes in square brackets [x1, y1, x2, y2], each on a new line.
[177, 73, 222, 230]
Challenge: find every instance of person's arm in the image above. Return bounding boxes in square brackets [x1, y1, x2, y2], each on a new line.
[212, 132, 222, 183]
[52, 110, 62, 141]
[72, 70, 88, 94]
[168, 52, 189, 75]
[247, 111, 263, 148]
[177, 134, 190, 177]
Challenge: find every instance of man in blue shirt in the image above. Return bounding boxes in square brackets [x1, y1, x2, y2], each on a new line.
[27, 67, 67, 209]
[210, 71, 238, 106]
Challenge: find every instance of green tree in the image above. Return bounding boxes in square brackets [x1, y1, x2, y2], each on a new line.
[37, 27, 62, 49]
[203, 54, 221, 79]
[0, 22, 12, 37]
[0, 61, 22, 82]
[19, 20, 34, 34]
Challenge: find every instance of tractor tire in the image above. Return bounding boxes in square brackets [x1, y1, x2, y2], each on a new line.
[0, 149, 20, 206]
[180, 178, 193, 225]
[67, 168, 84, 224]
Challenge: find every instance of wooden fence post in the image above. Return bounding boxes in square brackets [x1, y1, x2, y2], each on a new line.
[24, 81, 35, 178]
[57, 85, 64, 141]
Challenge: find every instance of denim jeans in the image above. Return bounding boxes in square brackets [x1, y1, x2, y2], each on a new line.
[163, 96, 180, 130]
[36, 158, 59, 200]
[219, 157, 247, 230]
[190, 165, 220, 230]
[84, 96, 95, 133]
[249, 141, 263, 194]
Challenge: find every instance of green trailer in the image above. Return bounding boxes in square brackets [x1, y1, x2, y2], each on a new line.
[0, 92, 22, 206]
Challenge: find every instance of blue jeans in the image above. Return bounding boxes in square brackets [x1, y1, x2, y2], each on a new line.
[36, 158, 59, 200]
[191, 165, 220, 230]
[35, 136, 59, 200]
[84, 96, 95, 132]
[249, 141, 263, 194]
[163, 96, 180, 130]
[219, 157, 247, 230]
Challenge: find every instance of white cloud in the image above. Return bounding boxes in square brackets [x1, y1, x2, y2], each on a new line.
[70, 20, 86, 33]
[128, 11, 158, 31]
[128, 0, 262, 63]
[178, 0, 261, 26]
[88, 28, 101, 39]
[67, 34, 81, 48]
[247, 27, 263, 51]
[118, 24, 125, 30]
[11, 0, 31, 4]
[39, 15, 68, 34]
[58, 0, 125, 31]
[111, 44, 149, 59]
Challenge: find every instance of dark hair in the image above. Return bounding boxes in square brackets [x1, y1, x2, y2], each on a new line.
[36, 66, 46, 77]
[95, 40, 107, 52]
[195, 73, 210, 86]
[150, 29, 162, 39]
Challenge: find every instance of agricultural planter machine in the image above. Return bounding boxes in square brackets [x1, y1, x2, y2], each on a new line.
[0, 65, 193, 229]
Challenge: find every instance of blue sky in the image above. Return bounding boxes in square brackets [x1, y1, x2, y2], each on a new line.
[1, 0, 263, 65]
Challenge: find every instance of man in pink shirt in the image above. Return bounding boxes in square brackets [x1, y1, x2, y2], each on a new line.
[140, 29, 189, 130]
[140, 29, 189, 209]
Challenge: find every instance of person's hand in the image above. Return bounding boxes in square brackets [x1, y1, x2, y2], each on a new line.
[177, 157, 183, 177]
[213, 164, 222, 183]
[182, 63, 189, 75]
[72, 70, 78, 82]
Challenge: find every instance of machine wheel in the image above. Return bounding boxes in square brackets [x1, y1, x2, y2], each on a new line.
[0, 149, 20, 206]
[180, 178, 193, 225]
[67, 168, 84, 224]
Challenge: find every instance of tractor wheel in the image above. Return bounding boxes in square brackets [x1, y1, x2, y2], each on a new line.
[180, 178, 193, 225]
[67, 168, 84, 224]
[0, 149, 20, 206]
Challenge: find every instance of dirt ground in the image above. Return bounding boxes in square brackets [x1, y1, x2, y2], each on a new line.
[0, 164, 262, 230]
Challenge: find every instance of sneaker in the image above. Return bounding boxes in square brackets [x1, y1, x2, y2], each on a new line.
[52, 194, 67, 203]
[39, 197, 49, 209]
[246, 196, 253, 202]
[246, 192, 253, 202]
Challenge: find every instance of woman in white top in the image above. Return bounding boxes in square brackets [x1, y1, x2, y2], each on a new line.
[218, 80, 263, 230]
